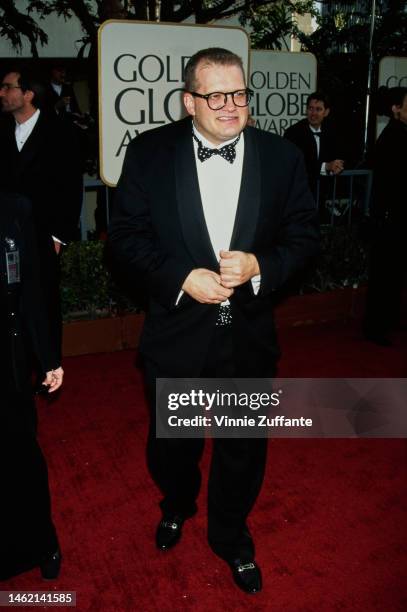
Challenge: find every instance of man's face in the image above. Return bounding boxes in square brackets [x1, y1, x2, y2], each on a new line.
[51, 67, 66, 85]
[0, 72, 31, 115]
[306, 98, 329, 129]
[183, 62, 248, 145]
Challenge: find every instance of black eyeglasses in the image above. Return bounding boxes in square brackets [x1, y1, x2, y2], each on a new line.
[0, 83, 22, 91]
[189, 88, 253, 110]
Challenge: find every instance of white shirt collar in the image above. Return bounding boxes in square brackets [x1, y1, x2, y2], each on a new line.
[15, 108, 40, 132]
[309, 124, 322, 134]
[14, 108, 41, 151]
[51, 82, 62, 96]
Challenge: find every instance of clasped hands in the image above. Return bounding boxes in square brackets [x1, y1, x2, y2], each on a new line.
[182, 250, 259, 304]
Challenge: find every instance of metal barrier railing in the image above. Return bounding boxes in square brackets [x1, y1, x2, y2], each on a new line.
[315, 169, 372, 226]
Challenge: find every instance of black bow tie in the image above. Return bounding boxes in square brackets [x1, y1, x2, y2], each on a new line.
[312, 131, 321, 137]
[192, 131, 240, 164]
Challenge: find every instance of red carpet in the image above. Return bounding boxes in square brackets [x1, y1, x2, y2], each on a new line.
[2, 321, 407, 611]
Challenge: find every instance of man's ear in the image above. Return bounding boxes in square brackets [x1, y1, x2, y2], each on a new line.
[323, 107, 330, 119]
[183, 92, 195, 116]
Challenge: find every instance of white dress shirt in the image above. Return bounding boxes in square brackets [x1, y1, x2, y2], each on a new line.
[15, 108, 40, 152]
[51, 83, 62, 97]
[193, 124, 244, 264]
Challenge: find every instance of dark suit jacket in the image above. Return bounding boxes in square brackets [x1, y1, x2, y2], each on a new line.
[0, 111, 83, 246]
[370, 118, 407, 224]
[109, 117, 319, 377]
[284, 118, 344, 194]
[0, 193, 58, 393]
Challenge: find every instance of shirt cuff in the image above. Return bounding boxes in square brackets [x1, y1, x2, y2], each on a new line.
[175, 290, 184, 306]
[320, 162, 327, 175]
[52, 236, 66, 245]
[251, 274, 261, 295]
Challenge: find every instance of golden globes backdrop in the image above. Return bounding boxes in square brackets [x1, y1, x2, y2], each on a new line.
[249, 51, 317, 135]
[98, 21, 249, 186]
[377, 56, 407, 138]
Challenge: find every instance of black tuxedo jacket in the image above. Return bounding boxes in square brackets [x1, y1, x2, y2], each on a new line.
[284, 118, 344, 193]
[109, 117, 319, 376]
[0, 193, 58, 393]
[0, 111, 83, 246]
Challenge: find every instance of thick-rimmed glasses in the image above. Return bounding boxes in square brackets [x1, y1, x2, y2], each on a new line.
[189, 88, 253, 110]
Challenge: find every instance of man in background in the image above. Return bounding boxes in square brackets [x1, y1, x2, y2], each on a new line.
[284, 91, 345, 199]
[45, 63, 81, 118]
[0, 67, 83, 360]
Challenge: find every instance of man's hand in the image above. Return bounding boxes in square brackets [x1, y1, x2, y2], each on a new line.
[53, 240, 62, 255]
[55, 97, 71, 112]
[326, 159, 344, 175]
[182, 268, 234, 304]
[42, 367, 64, 393]
[219, 250, 260, 288]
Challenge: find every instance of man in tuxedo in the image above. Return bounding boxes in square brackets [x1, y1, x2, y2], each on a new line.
[109, 48, 319, 594]
[0, 68, 83, 360]
[44, 64, 81, 118]
[284, 91, 345, 198]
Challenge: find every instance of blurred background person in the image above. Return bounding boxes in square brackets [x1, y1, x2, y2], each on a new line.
[45, 63, 81, 118]
[284, 91, 346, 200]
[0, 192, 63, 581]
[363, 86, 407, 346]
[0, 67, 83, 363]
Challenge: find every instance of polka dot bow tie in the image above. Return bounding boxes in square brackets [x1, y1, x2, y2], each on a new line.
[193, 131, 240, 164]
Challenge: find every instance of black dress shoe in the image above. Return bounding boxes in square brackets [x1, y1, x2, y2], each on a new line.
[229, 559, 262, 594]
[40, 548, 62, 580]
[156, 515, 185, 551]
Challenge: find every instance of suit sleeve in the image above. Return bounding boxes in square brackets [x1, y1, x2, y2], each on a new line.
[48, 120, 84, 243]
[254, 150, 320, 294]
[19, 199, 60, 372]
[108, 143, 192, 310]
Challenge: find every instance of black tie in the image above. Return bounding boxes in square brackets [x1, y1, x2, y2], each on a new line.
[313, 131, 321, 137]
[192, 131, 240, 164]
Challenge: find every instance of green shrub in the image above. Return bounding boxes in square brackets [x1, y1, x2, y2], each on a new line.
[302, 225, 368, 293]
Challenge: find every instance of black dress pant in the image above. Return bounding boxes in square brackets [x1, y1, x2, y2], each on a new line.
[144, 326, 270, 563]
[0, 390, 58, 580]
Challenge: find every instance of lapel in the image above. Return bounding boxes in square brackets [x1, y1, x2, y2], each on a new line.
[229, 126, 260, 252]
[15, 111, 47, 174]
[175, 120, 261, 268]
[319, 128, 328, 162]
[2, 118, 20, 169]
[175, 118, 219, 269]
[307, 125, 319, 161]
